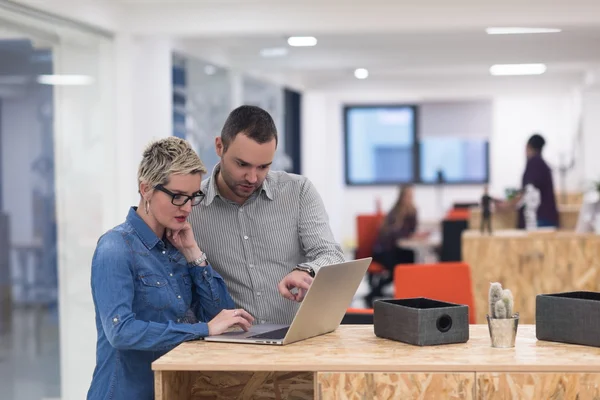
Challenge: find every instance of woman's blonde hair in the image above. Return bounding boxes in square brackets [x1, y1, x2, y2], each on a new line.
[137, 137, 207, 189]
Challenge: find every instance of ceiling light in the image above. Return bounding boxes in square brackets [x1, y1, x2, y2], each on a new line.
[489, 64, 547, 76]
[287, 36, 317, 47]
[204, 65, 216, 75]
[37, 75, 94, 85]
[486, 27, 561, 35]
[354, 68, 369, 79]
[260, 47, 288, 57]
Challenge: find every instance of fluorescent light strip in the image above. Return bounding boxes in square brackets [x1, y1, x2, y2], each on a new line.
[490, 64, 547, 76]
[486, 27, 561, 35]
[287, 36, 317, 47]
[354, 68, 369, 79]
[37, 75, 94, 85]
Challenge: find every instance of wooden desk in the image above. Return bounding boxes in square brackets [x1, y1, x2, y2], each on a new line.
[153, 325, 600, 399]
[468, 205, 580, 231]
[463, 229, 600, 324]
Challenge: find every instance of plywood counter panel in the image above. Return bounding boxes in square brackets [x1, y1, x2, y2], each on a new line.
[153, 325, 600, 399]
[462, 229, 600, 324]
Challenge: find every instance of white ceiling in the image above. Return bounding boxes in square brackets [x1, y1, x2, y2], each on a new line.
[10, 0, 600, 89]
[178, 27, 600, 89]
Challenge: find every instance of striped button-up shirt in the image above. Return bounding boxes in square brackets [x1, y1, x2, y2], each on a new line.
[189, 165, 346, 325]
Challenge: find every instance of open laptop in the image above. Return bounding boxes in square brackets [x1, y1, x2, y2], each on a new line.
[204, 257, 372, 345]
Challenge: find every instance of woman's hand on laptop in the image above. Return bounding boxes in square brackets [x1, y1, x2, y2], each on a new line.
[278, 271, 313, 302]
[207, 308, 254, 336]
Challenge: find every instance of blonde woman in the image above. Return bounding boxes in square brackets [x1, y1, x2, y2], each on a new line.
[87, 137, 253, 400]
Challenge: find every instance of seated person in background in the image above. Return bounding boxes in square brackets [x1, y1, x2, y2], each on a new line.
[366, 184, 418, 305]
[87, 137, 253, 400]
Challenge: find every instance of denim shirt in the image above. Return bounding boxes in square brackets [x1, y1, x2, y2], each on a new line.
[87, 207, 235, 400]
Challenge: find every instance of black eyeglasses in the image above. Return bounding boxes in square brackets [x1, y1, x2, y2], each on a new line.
[154, 185, 205, 207]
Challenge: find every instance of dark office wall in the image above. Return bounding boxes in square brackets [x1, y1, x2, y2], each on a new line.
[284, 89, 302, 175]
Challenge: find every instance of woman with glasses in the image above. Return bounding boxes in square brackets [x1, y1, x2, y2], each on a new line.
[87, 137, 254, 400]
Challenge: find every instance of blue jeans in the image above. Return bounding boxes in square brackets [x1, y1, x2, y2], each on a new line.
[537, 219, 557, 228]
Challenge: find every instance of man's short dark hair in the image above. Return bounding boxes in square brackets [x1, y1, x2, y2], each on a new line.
[221, 105, 278, 151]
[527, 133, 546, 152]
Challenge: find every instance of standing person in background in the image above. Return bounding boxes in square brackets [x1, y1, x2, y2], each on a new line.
[501, 134, 559, 228]
[366, 184, 418, 306]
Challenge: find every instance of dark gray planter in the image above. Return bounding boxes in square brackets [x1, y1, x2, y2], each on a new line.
[373, 298, 469, 346]
[536, 291, 600, 347]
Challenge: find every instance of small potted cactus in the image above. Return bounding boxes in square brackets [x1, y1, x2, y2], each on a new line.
[487, 282, 519, 348]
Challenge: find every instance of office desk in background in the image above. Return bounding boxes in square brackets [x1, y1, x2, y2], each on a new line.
[468, 205, 580, 231]
[463, 229, 600, 324]
[397, 231, 441, 263]
[153, 325, 600, 399]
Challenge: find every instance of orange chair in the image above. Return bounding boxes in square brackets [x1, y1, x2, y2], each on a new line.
[342, 307, 374, 324]
[393, 262, 477, 324]
[445, 208, 470, 221]
[356, 214, 385, 273]
[355, 214, 389, 304]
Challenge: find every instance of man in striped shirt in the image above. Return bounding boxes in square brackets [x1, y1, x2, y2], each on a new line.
[189, 105, 346, 325]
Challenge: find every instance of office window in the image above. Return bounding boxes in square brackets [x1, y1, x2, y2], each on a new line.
[418, 100, 491, 184]
[344, 105, 417, 185]
[419, 137, 489, 183]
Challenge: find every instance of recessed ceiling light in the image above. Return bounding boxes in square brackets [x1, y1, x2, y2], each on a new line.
[354, 68, 369, 79]
[260, 47, 289, 57]
[287, 36, 317, 47]
[489, 64, 547, 76]
[37, 75, 94, 85]
[204, 65, 217, 75]
[486, 27, 561, 35]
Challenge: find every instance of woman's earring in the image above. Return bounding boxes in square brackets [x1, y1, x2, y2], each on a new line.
[144, 200, 150, 215]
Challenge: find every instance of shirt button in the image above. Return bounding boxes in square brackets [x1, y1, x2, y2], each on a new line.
[256, 292, 262, 296]
[261, 320, 266, 324]
[239, 208, 244, 213]
[169, 273, 173, 277]
[243, 235, 249, 240]
[156, 281, 160, 285]
[177, 295, 182, 299]
[249, 264, 254, 268]
[162, 251, 166, 254]
[113, 317, 118, 323]
[177, 318, 181, 323]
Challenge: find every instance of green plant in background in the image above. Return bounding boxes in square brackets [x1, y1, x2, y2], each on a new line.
[489, 282, 515, 319]
[504, 188, 519, 200]
[593, 180, 600, 194]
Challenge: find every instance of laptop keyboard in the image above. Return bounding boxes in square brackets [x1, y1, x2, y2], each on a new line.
[248, 327, 289, 340]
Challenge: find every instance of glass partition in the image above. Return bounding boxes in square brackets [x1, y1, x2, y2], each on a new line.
[0, 4, 114, 399]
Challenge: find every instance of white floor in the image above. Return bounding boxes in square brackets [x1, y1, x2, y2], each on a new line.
[0, 306, 61, 400]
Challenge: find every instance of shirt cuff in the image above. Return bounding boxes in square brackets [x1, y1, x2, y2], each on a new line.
[189, 263, 214, 281]
[192, 322, 210, 338]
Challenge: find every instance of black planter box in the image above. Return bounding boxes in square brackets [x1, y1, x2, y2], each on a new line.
[373, 298, 469, 346]
[536, 291, 600, 347]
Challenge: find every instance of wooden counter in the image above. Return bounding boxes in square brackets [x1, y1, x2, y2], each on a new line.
[468, 205, 580, 231]
[463, 229, 600, 324]
[153, 324, 600, 399]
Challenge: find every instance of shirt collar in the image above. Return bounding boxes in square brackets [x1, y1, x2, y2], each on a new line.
[203, 163, 274, 206]
[126, 206, 162, 250]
